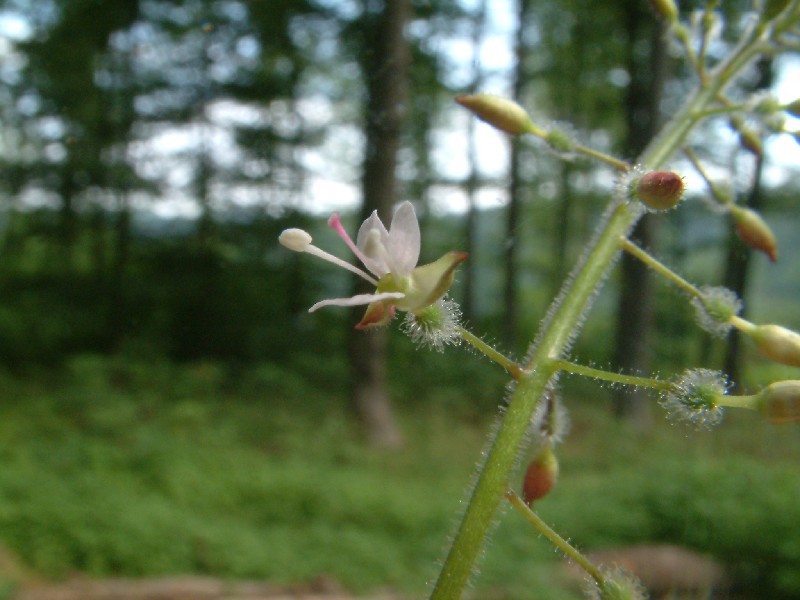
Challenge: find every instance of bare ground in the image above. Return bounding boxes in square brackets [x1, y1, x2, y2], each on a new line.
[12, 575, 403, 600]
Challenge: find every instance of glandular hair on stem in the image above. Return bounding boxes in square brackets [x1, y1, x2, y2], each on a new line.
[524, 198, 642, 366]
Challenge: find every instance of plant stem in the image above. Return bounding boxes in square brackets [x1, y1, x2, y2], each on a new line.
[505, 489, 605, 585]
[430, 19, 772, 600]
[574, 143, 630, 172]
[718, 393, 761, 411]
[458, 327, 524, 380]
[621, 238, 703, 297]
[553, 359, 672, 391]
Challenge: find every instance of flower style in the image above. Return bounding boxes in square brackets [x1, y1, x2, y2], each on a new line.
[279, 201, 467, 330]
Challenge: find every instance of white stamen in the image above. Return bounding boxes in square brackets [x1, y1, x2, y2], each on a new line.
[279, 228, 313, 252]
[303, 245, 379, 285]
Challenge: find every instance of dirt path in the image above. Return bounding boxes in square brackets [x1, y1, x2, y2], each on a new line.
[13, 575, 402, 600]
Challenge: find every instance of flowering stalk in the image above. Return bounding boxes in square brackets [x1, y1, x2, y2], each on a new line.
[505, 489, 606, 585]
[430, 9, 791, 597]
[553, 358, 672, 391]
[457, 327, 524, 380]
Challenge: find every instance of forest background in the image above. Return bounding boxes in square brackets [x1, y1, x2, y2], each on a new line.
[0, 0, 799, 599]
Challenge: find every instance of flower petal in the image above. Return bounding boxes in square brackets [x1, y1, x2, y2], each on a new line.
[356, 301, 397, 330]
[308, 292, 405, 313]
[387, 201, 420, 278]
[356, 211, 390, 276]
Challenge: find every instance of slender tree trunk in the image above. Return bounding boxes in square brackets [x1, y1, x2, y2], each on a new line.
[503, 0, 532, 351]
[612, 2, 667, 426]
[348, 0, 411, 449]
[463, 0, 488, 323]
[722, 58, 772, 390]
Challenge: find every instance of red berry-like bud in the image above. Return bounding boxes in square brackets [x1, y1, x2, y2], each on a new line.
[750, 324, 800, 368]
[731, 206, 778, 262]
[522, 446, 559, 505]
[455, 94, 537, 136]
[758, 380, 800, 424]
[634, 171, 685, 210]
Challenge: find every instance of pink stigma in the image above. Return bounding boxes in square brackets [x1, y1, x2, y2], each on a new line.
[328, 213, 374, 273]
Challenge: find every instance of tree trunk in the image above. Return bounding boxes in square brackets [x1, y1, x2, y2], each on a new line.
[612, 2, 668, 427]
[503, 0, 532, 352]
[462, 0, 488, 323]
[722, 58, 772, 390]
[348, 0, 411, 449]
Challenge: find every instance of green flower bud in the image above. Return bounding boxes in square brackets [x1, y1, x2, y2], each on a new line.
[634, 171, 685, 210]
[730, 116, 763, 156]
[647, 0, 678, 22]
[749, 324, 800, 367]
[762, 0, 793, 21]
[784, 99, 800, 118]
[546, 129, 575, 154]
[455, 94, 539, 136]
[757, 380, 800, 424]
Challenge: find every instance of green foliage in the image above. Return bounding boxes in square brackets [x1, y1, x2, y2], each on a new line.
[1, 359, 800, 598]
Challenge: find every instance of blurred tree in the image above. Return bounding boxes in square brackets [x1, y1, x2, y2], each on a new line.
[347, 0, 412, 448]
[722, 58, 773, 390]
[15, 0, 139, 269]
[462, 0, 488, 323]
[503, 0, 532, 352]
[612, 0, 668, 426]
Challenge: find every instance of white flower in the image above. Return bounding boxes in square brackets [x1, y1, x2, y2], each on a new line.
[279, 201, 467, 329]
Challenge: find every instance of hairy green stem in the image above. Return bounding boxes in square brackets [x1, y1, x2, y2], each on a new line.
[458, 327, 523, 380]
[554, 358, 672, 391]
[430, 15, 779, 600]
[505, 489, 605, 585]
[621, 238, 703, 297]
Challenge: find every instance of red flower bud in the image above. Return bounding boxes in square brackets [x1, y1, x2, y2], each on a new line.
[731, 206, 778, 262]
[522, 446, 559, 505]
[750, 324, 800, 368]
[455, 94, 537, 136]
[635, 171, 685, 210]
[758, 380, 800, 424]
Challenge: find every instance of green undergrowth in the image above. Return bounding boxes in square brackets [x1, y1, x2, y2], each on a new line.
[0, 355, 798, 599]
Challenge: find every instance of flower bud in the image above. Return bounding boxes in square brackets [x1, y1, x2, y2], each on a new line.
[762, 0, 793, 21]
[785, 99, 800, 119]
[749, 324, 800, 367]
[730, 116, 763, 156]
[522, 445, 559, 505]
[757, 381, 800, 424]
[279, 228, 313, 252]
[730, 206, 778, 262]
[455, 94, 537, 136]
[634, 171, 685, 210]
[648, 0, 678, 22]
[545, 129, 575, 154]
[592, 568, 647, 600]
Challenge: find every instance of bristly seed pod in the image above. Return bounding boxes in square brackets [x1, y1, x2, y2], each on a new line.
[730, 205, 778, 262]
[757, 380, 800, 424]
[455, 94, 538, 136]
[522, 445, 559, 505]
[749, 324, 800, 368]
[634, 171, 685, 210]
